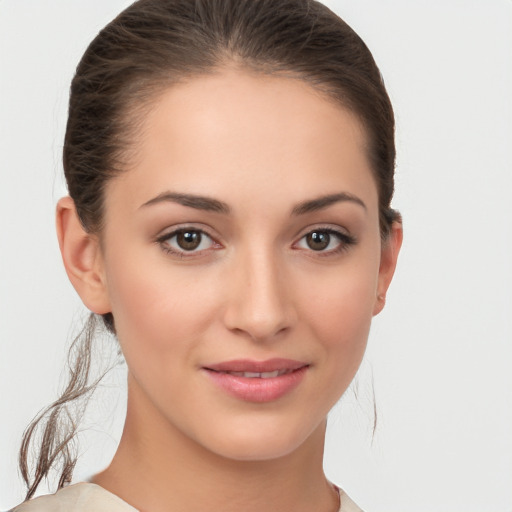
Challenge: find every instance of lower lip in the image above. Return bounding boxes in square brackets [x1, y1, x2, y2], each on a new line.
[203, 367, 308, 403]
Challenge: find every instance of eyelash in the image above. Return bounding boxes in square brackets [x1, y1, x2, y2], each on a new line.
[155, 226, 357, 258]
[293, 227, 357, 257]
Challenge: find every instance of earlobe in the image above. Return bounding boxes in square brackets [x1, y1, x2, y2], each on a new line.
[373, 221, 403, 316]
[56, 196, 111, 315]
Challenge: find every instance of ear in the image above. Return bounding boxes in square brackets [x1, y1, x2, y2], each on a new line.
[373, 221, 403, 316]
[56, 196, 111, 314]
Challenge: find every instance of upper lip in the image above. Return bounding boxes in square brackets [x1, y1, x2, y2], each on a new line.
[204, 358, 308, 373]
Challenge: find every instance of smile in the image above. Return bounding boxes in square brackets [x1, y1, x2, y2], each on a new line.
[202, 359, 309, 402]
[216, 369, 293, 378]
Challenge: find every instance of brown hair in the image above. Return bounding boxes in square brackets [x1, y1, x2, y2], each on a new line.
[20, 0, 399, 500]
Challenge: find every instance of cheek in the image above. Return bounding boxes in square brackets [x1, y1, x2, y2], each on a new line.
[103, 249, 221, 365]
[300, 256, 379, 374]
[312, 285, 373, 363]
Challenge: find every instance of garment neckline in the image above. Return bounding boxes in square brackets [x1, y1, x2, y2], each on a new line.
[80, 481, 346, 512]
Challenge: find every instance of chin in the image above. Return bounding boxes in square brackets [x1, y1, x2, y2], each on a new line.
[196, 414, 326, 463]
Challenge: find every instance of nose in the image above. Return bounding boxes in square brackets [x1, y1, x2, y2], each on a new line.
[222, 246, 297, 342]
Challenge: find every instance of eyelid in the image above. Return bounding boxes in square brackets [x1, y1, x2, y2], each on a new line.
[293, 223, 352, 240]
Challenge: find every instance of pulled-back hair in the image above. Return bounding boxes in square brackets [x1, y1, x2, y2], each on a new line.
[20, 0, 399, 500]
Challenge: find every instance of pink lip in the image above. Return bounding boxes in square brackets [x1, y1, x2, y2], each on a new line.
[202, 358, 309, 403]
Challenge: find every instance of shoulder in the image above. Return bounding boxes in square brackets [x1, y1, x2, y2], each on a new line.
[12, 482, 362, 512]
[338, 488, 365, 512]
[11, 483, 138, 512]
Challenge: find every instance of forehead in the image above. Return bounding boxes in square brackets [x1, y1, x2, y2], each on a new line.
[108, 69, 378, 216]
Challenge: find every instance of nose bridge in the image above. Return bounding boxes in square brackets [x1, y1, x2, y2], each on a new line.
[223, 242, 294, 341]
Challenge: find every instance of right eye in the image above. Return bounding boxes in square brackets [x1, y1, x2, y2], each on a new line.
[157, 228, 217, 256]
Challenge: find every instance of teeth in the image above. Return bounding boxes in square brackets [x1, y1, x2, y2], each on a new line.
[244, 372, 263, 378]
[261, 370, 280, 378]
[226, 370, 289, 378]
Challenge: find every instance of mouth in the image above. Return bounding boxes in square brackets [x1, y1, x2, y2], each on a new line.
[202, 359, 309, 402]
[204, 358, 307, 374]
[211, 368, 296, 379]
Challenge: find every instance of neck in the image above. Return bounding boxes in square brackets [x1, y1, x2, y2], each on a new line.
[93, 376, 338, 512]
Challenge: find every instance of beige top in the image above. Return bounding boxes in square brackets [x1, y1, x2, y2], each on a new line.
[12, 482, 363, 512]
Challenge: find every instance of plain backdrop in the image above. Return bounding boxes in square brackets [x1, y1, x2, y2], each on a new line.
[1, 1, 511, 511]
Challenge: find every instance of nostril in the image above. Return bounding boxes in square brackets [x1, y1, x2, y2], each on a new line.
[229, 321, 291, 343]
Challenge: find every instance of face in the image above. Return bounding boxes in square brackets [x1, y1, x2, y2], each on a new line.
[94, 69, 394, 461]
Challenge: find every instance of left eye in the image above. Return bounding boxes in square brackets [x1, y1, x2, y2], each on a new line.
[296, 229, 352, 252]
[160, 229, 215, 253]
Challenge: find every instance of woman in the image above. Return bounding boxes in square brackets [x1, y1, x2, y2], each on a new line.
[13, 0, 402, 510]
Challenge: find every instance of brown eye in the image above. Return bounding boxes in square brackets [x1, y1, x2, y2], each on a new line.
[158, 228, 216, 255]
[176, 230, 202, 251]
[295, 228, 356, 255]
[306, 231, 331, 251]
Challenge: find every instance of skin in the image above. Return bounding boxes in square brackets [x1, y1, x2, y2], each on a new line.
[57, 68, 402, 512]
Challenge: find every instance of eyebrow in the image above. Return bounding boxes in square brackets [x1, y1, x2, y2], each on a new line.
[291, 192, 367, 215]
[140, 190, 366, 216]
[140, 191, 231, 214]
